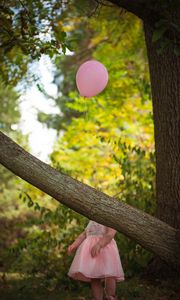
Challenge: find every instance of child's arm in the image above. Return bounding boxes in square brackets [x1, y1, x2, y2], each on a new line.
[67, 231, 86, 255]
[91, 227, 116, 257]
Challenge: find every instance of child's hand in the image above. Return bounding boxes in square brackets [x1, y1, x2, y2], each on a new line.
[91, 243, 101, 257]
[67, 231, 86, 255]
[67, 244, 76, 255]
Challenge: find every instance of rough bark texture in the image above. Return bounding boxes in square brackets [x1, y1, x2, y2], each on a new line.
[0, 131, 180, 272]
[142, 17, 180, 278]
[143, 21, 180, 230]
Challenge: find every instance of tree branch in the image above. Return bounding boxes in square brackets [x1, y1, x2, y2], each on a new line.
[0, 131, 179, 271]
[107, 0, 148, 20]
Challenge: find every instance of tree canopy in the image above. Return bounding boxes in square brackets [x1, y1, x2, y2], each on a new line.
[0, 1, 180, 295]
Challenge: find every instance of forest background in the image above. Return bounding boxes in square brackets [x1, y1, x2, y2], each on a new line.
[0, 1, 179, 299]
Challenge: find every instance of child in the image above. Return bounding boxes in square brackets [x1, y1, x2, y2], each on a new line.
[67, 220, 124, 300]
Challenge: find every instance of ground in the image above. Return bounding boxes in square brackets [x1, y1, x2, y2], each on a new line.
[0, 273, 180, 300]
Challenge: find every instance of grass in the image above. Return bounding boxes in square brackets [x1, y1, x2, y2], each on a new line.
[0, 272, 180, 300]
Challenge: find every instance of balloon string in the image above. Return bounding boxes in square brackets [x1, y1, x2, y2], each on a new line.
[85, 107, 88, 122]
[83, 97, 89, 123]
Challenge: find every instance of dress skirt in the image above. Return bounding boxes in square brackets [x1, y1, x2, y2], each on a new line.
[68, 235, 125, 282]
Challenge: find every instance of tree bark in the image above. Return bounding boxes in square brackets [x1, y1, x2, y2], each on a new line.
[143, 21, 180, 229]
[107, 0, 148, 20]
[0, 131, 180, 272]
[141, 17, 180, 278]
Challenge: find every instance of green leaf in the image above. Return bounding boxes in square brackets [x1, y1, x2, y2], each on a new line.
[171, 22, 180, 32]
[59, 31, 67, 40]
[174, 46, 180, 56]
[28, 199, 34, 207]
[65, 42, 74, 52]
[152, 27, 167, 42]
[61, 44, 66, 54]
[34, 202, 41, 211]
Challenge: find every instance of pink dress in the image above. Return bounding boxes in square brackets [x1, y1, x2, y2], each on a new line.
[68, 220, 125, 282]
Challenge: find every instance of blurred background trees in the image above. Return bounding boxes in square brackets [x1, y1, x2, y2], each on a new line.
[1, 1, 178, 299]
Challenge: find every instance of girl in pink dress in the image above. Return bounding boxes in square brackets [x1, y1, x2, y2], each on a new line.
[67, 220, 124, 300]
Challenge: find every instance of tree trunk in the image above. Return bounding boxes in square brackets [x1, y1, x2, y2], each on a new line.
[0, 131, 180, 273]
[143, 17, 180, 277]
[144, 21, 180, 230]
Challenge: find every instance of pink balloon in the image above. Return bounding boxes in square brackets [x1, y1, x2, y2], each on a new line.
[76, 60, 108, 98]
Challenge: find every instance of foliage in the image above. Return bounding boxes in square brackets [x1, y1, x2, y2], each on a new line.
[1, 272, 180, 299]
[48, 8, 155, 277]
[0, 0, 161, 291]
[0, 6, 156, 284]
[0, 78, 29, 188]
[145, 0, 180, 55]
[1, 0, 179, 85]
[3, 191, 87, 290]
[0, 0, 97, 85]
[0, 80, 20, 132]
[0, 79, 30, 277]
[0, 80, 20, 191]
[0, 79, 29, 196]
